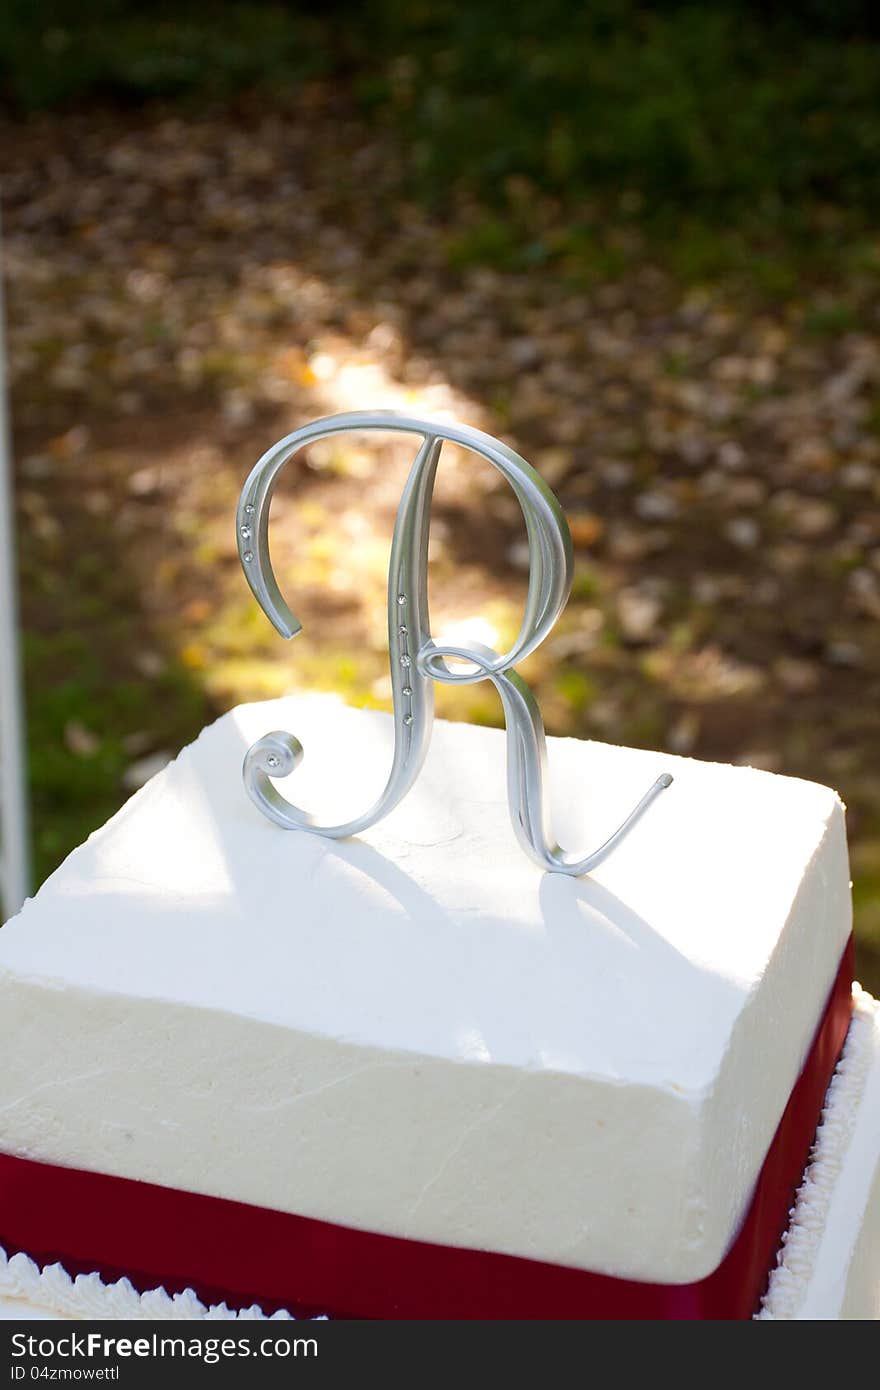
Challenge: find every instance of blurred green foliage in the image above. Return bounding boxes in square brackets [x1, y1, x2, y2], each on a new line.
[3, 1, 880, 273]
[369, 3, 880, 218]
[0, 1, 326, 107]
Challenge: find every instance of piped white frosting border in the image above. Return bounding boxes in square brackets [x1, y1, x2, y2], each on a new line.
[0, 1250, 298, 1321]
[1, 988, 874, 1322]
[757, 984, 878, 1320]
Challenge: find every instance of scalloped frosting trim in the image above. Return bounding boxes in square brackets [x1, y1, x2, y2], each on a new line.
[0, 1248, 301, 1321]
[756, 984, 878, 1320]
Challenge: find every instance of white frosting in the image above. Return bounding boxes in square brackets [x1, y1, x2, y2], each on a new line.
[0, 695, 852, 1284]
[759, 986, 880, 1319]
[3, 993, 875, 1324]
[0, 1247, 297, 1320]
[3, 994, 877, 1323]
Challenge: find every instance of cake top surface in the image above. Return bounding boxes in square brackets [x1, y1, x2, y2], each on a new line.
[0, 693, 848, 1092]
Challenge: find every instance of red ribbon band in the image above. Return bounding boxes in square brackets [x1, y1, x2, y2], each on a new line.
[0, 937, 853, 1319]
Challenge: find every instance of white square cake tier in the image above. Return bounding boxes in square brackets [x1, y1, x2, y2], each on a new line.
[1, 988, 876, 1320]
[0, 695, 853, 1289]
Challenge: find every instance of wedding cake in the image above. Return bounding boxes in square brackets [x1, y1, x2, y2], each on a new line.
[0, 695, 877, 1320]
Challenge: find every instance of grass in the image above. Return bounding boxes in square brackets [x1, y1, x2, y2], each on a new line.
[3, 3, 880, 287]
[25, 630, 211, 884]
[0, 1, 327, 109]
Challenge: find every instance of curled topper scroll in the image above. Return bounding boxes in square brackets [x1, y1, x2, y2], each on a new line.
[237, 410, 672, 874]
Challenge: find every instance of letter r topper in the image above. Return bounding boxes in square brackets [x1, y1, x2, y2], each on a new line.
[237, 411, 671, 874]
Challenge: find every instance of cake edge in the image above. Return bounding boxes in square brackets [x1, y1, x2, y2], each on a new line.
[756, 984, 879, 1320]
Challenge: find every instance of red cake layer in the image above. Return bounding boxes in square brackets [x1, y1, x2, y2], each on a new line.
[0, 937, 853, 1319]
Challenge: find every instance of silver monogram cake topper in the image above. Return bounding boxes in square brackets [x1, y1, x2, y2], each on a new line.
[237, 411, 672, 874]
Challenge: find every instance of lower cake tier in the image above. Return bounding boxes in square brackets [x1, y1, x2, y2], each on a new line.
[2, 969, 875, 1321]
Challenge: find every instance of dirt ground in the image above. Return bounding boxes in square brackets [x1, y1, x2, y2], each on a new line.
[4, 88, 880, 989]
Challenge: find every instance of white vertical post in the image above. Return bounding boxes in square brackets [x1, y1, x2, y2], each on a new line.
[0, 220, 30, 920]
